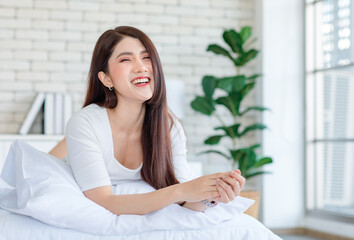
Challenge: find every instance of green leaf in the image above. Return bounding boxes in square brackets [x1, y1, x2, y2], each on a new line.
[245, 171, 272, 179]
[215, 93, 241, 116]
[202, 76, 217, 100]
[190, 96, 215, 115]
[241, 82, 255, 98]
[247, 74, 261, 81]
[253, 157, 273, 169]
[229, 149, 239, 162]
[249, 143, 261, 150]
[198, 150, 230, 160]
[207, 44, 233, 61]
[229, 149, 254, 162]
[215, 96, 236, 116]
[234, 56, 244, 66]
[232, 75, 247, 92]
[240, 144, 261, 151]
[239, 123, 267, 137]
[230, 149, 246, 173]
[241, 49, 258, 65]
[243, 37, 258, 49]
[216, 77, 233, 92]
[223, 29, 243, 54]
[240, 26, 252, 43]
[230, 148, 272, 179]
[245, 151, 257, 170]
[238, 149, 257, 173]
[217, 75, 246, 93]
[204, 135, 224, 145]
[215, 123, 241, 138]
[239, 106, 271, 116]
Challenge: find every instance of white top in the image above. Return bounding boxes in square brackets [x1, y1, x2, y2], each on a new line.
[66, 104, 193, 192]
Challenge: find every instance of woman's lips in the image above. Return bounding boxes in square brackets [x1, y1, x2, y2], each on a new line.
[131, 77, 151, 87]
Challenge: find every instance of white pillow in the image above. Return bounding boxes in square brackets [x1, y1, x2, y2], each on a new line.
[0, 140, 254, 235]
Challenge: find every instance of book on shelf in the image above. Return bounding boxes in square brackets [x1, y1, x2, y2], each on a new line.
[63, 94, 72, 133]
[54, 94, 63, 135]
[19, 92, 73, 135]
[44, 93, 54, 135]
[19, 93, 45, 135]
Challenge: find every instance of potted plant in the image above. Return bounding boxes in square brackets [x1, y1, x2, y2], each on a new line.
[190, 26, 273, 219]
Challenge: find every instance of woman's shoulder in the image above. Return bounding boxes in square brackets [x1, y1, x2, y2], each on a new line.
[81, 103, 106, 114]
[66, 103, 110, 143]
[73, 103, 105, 117]
[67, 103, 106, 128]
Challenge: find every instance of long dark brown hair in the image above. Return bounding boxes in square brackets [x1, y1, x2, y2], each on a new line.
[83, 26, 179, 189]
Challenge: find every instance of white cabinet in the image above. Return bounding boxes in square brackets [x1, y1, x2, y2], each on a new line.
[0, 135, 64, 172]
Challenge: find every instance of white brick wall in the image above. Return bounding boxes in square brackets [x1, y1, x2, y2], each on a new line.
[0, 0, 256, 175]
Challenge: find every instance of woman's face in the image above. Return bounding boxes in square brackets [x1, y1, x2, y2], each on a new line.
[101, 36, 154, 104]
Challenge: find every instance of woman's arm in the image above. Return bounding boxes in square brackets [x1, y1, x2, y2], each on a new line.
[84, 173, 227, 216]
[49, 137, 67, 159]
[49, 137, 245, 213]
[85, 185, 179, 216]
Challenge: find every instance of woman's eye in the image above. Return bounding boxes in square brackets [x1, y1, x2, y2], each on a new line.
[120, 59, 130, 62]
[143, 56, 151, 60]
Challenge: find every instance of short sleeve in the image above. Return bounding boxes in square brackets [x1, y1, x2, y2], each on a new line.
[66, 111, 111, 192]
[170, 118, 195, 183]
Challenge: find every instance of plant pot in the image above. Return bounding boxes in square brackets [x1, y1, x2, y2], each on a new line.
[240, 191, 260, 219]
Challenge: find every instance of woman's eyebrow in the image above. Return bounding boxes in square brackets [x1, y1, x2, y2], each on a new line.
[116, 52, 132, 59]
[116, 50, 148, 59]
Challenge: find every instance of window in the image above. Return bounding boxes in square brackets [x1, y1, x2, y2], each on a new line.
[306, 0, 354, 218]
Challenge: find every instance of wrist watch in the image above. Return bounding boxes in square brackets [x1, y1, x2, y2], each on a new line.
[201, 199, 217, 207]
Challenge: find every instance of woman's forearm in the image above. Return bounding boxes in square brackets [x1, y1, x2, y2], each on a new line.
[182, 201, 208, 212]
[101, 184, 182, 215]
[88, 172, 226, 216]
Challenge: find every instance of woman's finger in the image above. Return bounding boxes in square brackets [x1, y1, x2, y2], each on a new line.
[216, 184, 228, 203]
[235, 182, 241, 197]
[209, 172, 228, 180]
[220, 176, 238, 194]
[217, 178, 235, 201]
[229, 171, 245, 189]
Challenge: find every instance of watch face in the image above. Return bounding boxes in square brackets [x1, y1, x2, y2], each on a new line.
[202, 200, 217, 207]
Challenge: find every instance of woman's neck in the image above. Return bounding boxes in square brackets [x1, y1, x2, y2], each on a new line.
[107, 100, 146, 135]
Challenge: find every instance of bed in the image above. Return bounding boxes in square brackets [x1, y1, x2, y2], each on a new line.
[0, 208, 281, 240]
[0, 140, 282, 240]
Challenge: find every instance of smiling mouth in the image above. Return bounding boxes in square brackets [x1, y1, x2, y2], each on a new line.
[131, 77, 151, 86]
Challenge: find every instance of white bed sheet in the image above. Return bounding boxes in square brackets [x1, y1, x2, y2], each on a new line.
[0, 208, 282, 240]
[0, 140, 283, 240]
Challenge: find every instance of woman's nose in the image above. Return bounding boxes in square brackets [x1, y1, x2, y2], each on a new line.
[134, 59, 147, 73]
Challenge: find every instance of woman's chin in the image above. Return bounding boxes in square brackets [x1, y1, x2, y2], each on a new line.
[142, 89, 154, 101]
[136, 92, 153, 103]
[143, 94, 153, 102]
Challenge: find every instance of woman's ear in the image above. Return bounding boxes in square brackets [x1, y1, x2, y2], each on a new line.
[98, 71, 113, 88]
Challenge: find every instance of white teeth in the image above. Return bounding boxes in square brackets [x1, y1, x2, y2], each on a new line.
[132, 78, 149, 84]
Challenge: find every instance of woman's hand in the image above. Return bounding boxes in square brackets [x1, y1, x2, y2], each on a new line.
[210, 169, 246, 204]
[177, 172, 228, 202]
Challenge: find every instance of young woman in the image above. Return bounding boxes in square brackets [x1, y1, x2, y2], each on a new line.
[49, 26, 245, 216]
